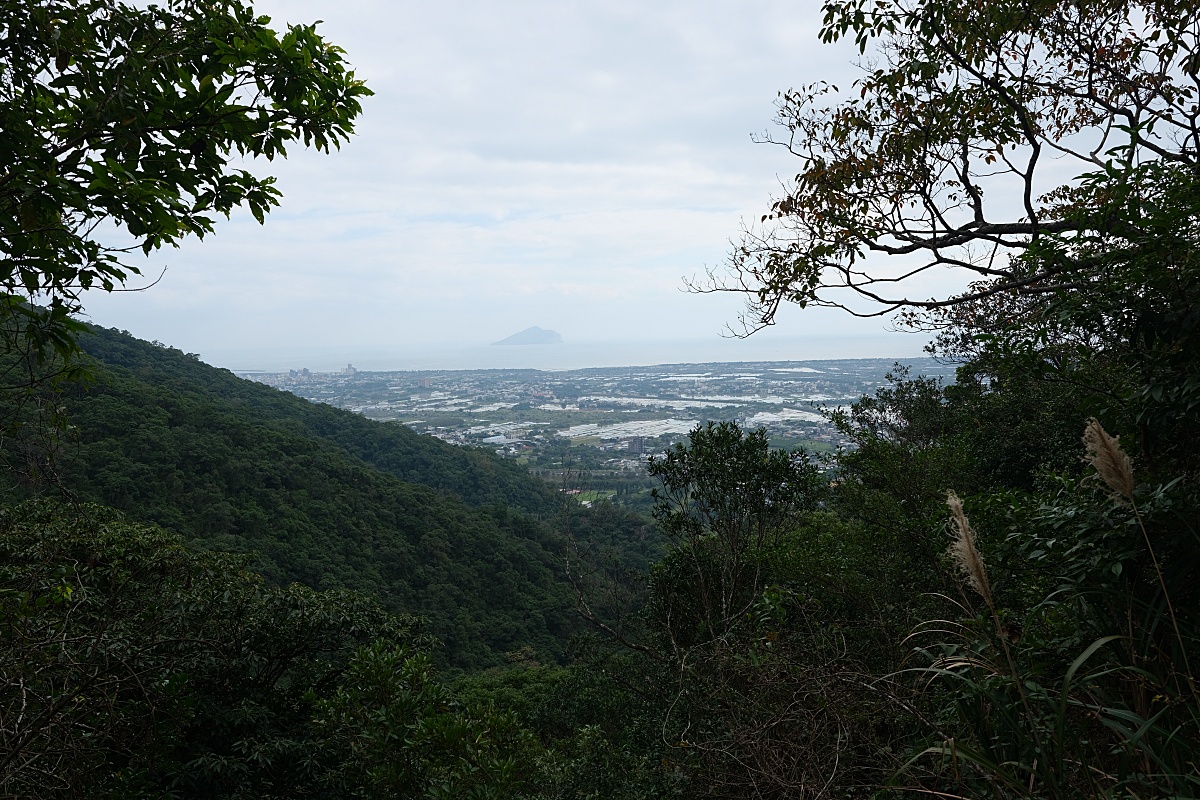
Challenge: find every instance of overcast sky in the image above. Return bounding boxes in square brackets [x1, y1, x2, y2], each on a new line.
[83, 0, 939, 369]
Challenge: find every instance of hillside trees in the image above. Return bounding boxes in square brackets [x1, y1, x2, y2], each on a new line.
[580, 423, 911, 799]
[656, 1, 1200, 796]
[645, 422, 825, 650]
[32, 326, 580, 670]
[0, 501, 395, 797]
[0, 501, 572, 799]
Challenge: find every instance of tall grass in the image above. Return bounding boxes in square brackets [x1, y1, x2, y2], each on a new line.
[897, 422, 1198, 799]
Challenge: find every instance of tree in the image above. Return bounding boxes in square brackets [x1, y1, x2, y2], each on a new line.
[645, 422, 824, 648]
[706, 0, 1200, 328]
[0, 500, 418, 798]
[593, 423, 904, 800]
[926, 161, 1200, 476]
[314, 641, 537, 799]
[0, 0, 370, 362]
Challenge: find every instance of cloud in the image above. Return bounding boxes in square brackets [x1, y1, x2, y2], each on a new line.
[83, 0, 893, 366]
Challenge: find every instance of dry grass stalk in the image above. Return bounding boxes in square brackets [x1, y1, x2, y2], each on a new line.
[946, 490, 994, 609]
[1080, 421, 1196, 696]
[1083, 418, 1135, 499]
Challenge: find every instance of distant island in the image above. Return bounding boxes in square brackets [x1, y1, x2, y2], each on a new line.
[492, 326, 563, 346]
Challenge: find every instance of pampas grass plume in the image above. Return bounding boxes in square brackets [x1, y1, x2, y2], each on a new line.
[1083, 418, 1135, 499]
[946, 490, 994, 609]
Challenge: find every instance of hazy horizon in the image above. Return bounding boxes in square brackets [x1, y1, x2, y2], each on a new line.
[77, 1, 965, 359]
[191, 332, 934, 373]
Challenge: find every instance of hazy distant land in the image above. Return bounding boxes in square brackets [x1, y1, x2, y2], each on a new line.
[203, 334, 930, 373]
[493, 326, 563, 346]
[241, 357, 958, 475]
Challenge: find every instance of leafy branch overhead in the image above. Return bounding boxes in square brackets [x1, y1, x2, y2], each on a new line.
[704, 0, 1200, 328]
[0, 0, 371, 357]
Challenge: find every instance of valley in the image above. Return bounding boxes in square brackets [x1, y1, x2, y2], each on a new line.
[239, 358, 957, 506]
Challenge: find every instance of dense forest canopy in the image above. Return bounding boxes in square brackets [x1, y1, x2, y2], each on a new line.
[3, 0, 1199, 797]
[26, 325, 660, 671]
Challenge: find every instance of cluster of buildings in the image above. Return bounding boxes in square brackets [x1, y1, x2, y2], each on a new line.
[239, 358, 958, 477]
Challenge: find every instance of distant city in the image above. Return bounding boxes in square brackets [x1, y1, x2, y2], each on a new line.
[240, 357, 957, 508]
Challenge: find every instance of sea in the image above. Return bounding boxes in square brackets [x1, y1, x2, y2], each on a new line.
[204, 334, 932, 374]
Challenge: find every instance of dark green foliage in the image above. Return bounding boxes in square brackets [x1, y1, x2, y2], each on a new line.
[35, 326, 580, 670]
[0, 500, 405, 798]
[646, 421, 825, 647]
[573, 422, 906, 799]
[453, 658, 688, 800]
[555, 500, 663, 576]
[315, 642, 539, 799]
[830, 370, 973, 591]
[0, 500, 559, 799]
[912, 477, 1200, 800]
[74, 326, 558, 513]
[889, 165, 1200, 800]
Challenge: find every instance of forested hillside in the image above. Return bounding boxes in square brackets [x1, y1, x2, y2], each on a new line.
[4, 0, 1200, 797]
[76, 326, 559, 513]
[33, 325, 654, 670]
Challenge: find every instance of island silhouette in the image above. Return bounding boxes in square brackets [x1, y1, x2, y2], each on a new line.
[492, 326, 563, 346]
